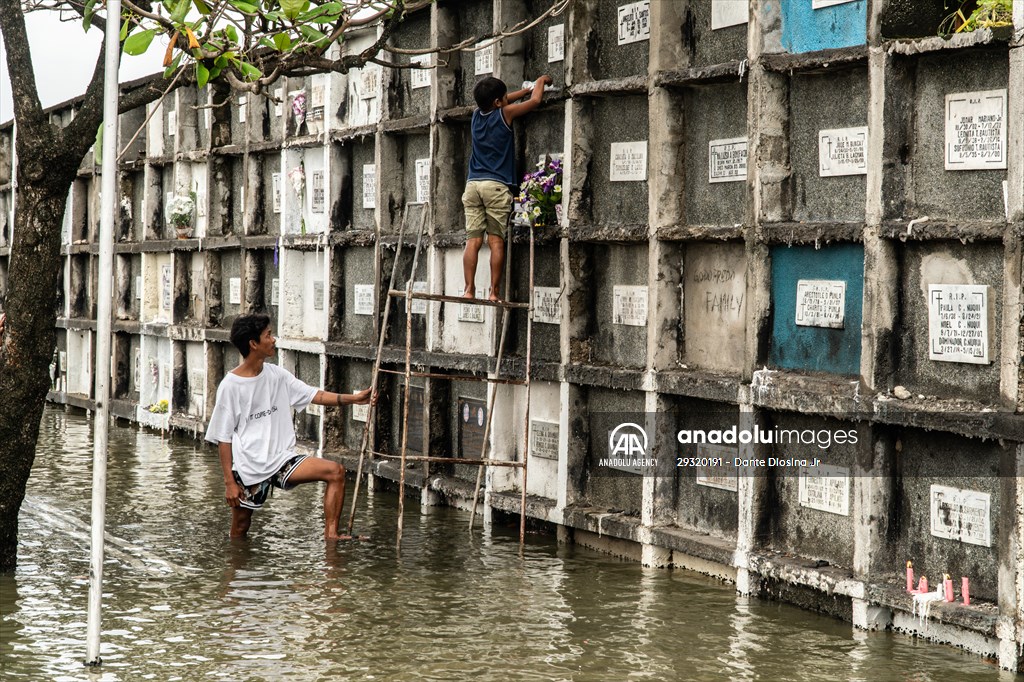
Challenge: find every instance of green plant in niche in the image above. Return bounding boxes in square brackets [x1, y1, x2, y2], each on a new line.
[939, 0, 1013, 37]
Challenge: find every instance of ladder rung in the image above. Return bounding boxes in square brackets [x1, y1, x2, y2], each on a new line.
[387, 290, 530, 309]
[369, 450, 526, 468]
[376, 367, 528, 385]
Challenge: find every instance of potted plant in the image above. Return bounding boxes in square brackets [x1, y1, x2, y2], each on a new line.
[167, 192, 196, 239]
[516, 156, 563, 228]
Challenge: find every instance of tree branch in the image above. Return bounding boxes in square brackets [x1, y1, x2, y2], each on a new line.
[62, 39, 110, 160]
[0, 0, 45, 133]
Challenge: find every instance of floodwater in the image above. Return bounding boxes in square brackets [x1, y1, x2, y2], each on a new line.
[1, 408, 1019, 681]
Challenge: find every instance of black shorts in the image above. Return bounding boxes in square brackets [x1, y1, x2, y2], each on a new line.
[232, 454, 308, 510]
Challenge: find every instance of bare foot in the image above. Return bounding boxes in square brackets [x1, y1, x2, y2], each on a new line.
[463, 287, 476, 300]
[488, 292, 502, 302]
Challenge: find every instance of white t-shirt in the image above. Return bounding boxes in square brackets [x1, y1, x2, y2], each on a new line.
[204, 363, 319, 486]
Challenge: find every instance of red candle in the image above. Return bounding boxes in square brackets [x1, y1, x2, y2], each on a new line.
[943, 575, 954, 602]
[906, 561, 914, 592]
[962, 577, 970, 606]
[918, 576, 928, 594]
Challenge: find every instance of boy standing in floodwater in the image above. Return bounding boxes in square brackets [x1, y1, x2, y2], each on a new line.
[462, 74, 553, 301]
[205, 313, 372, 540]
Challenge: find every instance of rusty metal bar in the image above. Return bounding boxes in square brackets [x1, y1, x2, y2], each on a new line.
[369, 450, 526, 468]
[376, 367, 527, 386]
[387, 290, 530, 309]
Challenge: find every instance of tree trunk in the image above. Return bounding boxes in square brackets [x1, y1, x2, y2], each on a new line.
[0, 135, 80, 571]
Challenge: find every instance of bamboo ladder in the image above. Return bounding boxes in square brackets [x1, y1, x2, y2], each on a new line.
[346, 205, 537, 549]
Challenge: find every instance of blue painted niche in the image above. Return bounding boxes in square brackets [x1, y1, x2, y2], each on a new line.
[769, 243, 863, 375]
[776, 0, 867, 53]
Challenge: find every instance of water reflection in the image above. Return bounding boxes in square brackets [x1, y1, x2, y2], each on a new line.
[1, 407, 1019, 680]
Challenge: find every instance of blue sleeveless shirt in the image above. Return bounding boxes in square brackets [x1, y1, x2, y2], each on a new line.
[467, 108, 516, 189]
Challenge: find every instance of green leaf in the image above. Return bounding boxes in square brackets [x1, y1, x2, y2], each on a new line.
[299, 24, 329, 48]
[238, 61, 263, 81]
[299, 1, 342, 23]
[272, 32, 291, 51]
[225, 25, 238, 43]
[196, 61, 210, 88]
[82, 0, 97, 32]
[94, 124, 103, 165]
[171, 0, 191, 24]
[279, 0, 305, 21]
[193, 0, 211, 14]
[119, 19, 129, 42]
[163, 53, 182, 79]
[228, 0, 259, 12]
[123, 29, 156, 56]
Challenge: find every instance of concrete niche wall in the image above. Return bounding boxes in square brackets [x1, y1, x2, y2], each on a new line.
[388, 9, 432, 120]
[909, 51, 1008, 222]
[682, 241, 747, 373]
[217, 250, 243, 329]
[586, 0, 650, 81]
[173, 251, 207, 326]
[343, 35, 384, 128]
[281, 350, 323, 444]
[324, 357, 374, 453]
[441, 248, 497, 356]
[66, 329, 93, 397]
[442, 0, 493, 109]
[498, 380, 560, 500]
[381, 245, 429, 350]
[789, 67, 869, 223]
[183, 341, 206, 418]
[348, 139, 377, 232]
[519, 104, 564, 180]
[683, 82, 747, 227]
[142, 252, 173, 325]
[523, 0, 567, 88]
[669, 397, 740, 542]
[399, 134, 431, 233]
[434, 122, 472, 234]
[257, 250, 281, 318]
[687, 0, 747, 68]
[510, 242, 560, 363]
[280, 249, 329, 340]
[893, 429, 1004, 601]
[764, 412, 857, 570]
[334, 245, 378, 345]
[583, 387, 644, 517]
[256, 152, 282, 235]
[450, 378, 489, 483]
[896, 241, 1002, 402]
[580, 243, 648, 368]
[768, 243, 864, 376]
[772, 0, 867, 54]
[588, 96, 648, 229]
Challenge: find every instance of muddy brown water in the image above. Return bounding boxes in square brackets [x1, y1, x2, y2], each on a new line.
[0, 407, 1019, 681]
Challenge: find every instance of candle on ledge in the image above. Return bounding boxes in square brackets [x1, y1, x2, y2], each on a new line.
[918, 576, 928, 594]
[943, 574, 954, 602]
[906, 561, 914, 593]
[962, 577, 970, 606]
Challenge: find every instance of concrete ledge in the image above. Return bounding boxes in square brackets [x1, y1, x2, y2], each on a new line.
[755, 221, 865, 245]
[489, 490, 559, 523]
[169, 413, 207, 435]
[381, 115, 431, 134]
[567, 223, 648, 242]
[656, 224, 745, 241]
[565, 364, 645, 391]
[572, 527, 644, 561]
[749, 550, 863, 600]
[654, 62, 744, 88]
[437, 105, 475, 122]
[892, 611, 1000, 660]
[113, 320, 142, 334]
[656, 368, 741, 403]
[329, 124, 377, 142]
[331, 230, 377, 247]
[168, 324, 207, 342]
[868, 583, 999, 638]
[569, 75, 649, 97]
[324, 341, 377, 361]
[748, 369, 864, 417]
[873, 396, 1024, 441]
[562, 505, 644, 543]
[275, 337, 324, 354]
[110, 398, 137, 420]
[648, 524, 737, 568]
[761, 45, 869, 73]
[508, 225, 565, 245]
[886, 28, 1011, 56]
[761, 576, 854, 621]
[880, 219, 1007, 242]
[58, 317, 97, 331]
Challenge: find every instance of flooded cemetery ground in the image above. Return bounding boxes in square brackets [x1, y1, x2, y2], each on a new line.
[0, 407, 1018, 681]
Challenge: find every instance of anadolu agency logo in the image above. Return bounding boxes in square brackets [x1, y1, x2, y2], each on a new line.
[600, 423, 657, 469]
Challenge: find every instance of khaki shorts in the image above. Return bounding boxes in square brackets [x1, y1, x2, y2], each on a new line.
[462, 180, 512, 240]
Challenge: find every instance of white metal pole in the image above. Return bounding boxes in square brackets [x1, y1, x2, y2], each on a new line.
[86, 0, 121, 666]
